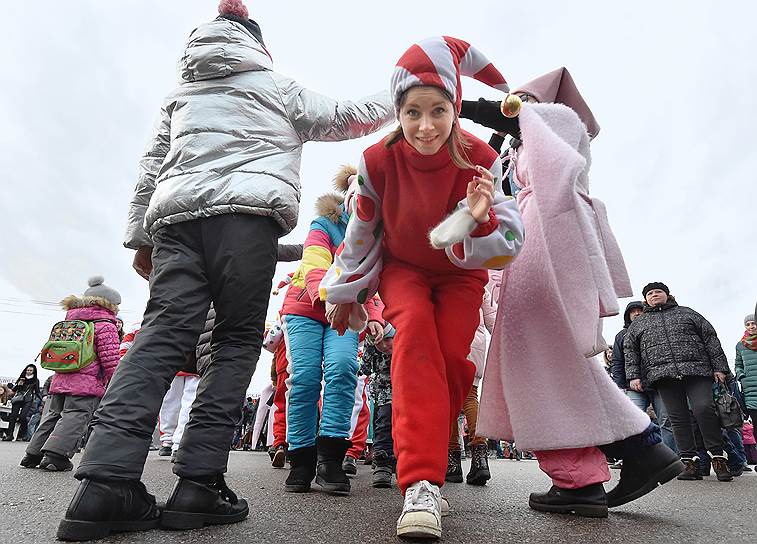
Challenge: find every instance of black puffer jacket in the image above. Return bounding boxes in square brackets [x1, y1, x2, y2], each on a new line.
[624, 298, 729, 386]
[611, 301, 644, 389]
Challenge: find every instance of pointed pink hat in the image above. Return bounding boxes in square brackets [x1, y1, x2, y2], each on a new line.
[514, 67, 600, 139]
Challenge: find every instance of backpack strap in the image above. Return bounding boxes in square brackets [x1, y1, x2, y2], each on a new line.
[90, 319, 117, 326]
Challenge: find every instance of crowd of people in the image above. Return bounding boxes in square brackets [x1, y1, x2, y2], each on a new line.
[2, 0, 755, 542]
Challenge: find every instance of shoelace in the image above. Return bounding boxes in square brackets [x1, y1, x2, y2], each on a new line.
[404, 481, 439, 513]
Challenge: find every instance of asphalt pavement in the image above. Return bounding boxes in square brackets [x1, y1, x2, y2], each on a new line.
[0, 442, 753, 543]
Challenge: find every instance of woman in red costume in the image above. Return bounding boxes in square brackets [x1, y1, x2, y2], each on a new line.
[320, 36, 524, 540]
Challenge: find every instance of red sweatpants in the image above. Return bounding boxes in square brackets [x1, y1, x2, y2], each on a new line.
[347, 376, 371, 458]
[380, 261, 485, 494]
[534, 447, 610, 489]
[272, 342, 289, 448]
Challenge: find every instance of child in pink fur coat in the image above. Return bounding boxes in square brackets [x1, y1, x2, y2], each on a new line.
[461, 68, 682, 517]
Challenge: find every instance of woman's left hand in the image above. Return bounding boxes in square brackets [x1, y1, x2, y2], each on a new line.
[329, 304, 353, 336]
[467, 165, 495, 223]
[714, 371, 727, 384]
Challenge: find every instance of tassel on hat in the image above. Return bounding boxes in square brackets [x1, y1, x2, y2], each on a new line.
[391, 36, 510, 113]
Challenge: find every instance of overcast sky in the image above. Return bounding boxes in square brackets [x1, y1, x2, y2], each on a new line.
[1, 1, 755, 392]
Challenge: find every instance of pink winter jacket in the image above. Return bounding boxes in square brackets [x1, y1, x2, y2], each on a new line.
[743, 422, 755, 446]
[49, 297, 120, 398]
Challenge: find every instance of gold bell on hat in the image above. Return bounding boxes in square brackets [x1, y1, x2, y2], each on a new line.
[500, 94, 522, 118]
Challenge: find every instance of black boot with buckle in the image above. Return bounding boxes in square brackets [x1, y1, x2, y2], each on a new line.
[56, 479, 161, 541]
[161, 474, 249, 530]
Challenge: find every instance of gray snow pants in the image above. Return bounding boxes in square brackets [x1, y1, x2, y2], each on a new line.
[75, 214, 279, 481]
[26, 394, 98, 458]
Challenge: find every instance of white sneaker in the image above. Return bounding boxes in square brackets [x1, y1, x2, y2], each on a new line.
[397, 480, 442, 539]
[440, 496, 450, 517]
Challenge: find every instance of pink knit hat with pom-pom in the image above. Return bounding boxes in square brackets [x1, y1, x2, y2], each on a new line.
[217, 0, 266, 49]
[218, 0, 248, 19]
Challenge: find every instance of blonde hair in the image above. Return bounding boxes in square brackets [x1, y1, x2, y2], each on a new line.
[385, 88, 473, 170]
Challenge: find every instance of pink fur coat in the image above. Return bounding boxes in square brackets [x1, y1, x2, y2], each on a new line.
[477, 103, 648, 450]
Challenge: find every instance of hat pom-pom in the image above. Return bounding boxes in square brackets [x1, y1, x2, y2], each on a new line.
[334, 165, 357, 193]
[88, 275, 105, 287]
[218, 0, 249, 19]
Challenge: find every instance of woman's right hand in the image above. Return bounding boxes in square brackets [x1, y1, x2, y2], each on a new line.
[629, 379, 643, 392]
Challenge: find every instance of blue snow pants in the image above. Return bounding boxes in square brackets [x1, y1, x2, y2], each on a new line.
[284, 315, 359, 450]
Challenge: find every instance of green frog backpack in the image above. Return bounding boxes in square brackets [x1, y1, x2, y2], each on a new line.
[40, 320, 109, 373]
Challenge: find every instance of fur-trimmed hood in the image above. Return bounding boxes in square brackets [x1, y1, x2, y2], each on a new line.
[61, 295, 119, 315]
[315, 193, 345, 223]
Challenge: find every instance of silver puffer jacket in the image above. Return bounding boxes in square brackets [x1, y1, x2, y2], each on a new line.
[125, 18, 394, 248]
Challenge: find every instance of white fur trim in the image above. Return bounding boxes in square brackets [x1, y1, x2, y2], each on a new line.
[429, 208, 478, 249]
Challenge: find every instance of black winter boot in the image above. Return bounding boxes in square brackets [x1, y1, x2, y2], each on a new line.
[677, 457, 703, 480]
[161, 475, 249, 529]
[445, 449, 463, 483]
[371, 450, 394, 488]
[466, 443, 491, 486]
[285, 445, 317, 492]
[315, 436, 351, 495]
[606, 442, 684, 507]
[40, 451, 74, 472]
[529, 483, 608, 518]
[20, 453, 43, 468]
[56, 479, 161, 541]
[342, 455, 358, 476]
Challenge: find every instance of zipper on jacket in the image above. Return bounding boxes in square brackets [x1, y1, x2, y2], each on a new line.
[659, 308, 682, 379]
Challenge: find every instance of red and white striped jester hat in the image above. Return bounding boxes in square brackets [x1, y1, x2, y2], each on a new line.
[391, 36, 509, 114]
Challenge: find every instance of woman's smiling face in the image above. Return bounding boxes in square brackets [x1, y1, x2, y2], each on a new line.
[399, 86, 454, 155]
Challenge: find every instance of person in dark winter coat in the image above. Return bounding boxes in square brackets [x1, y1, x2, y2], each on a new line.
[612, 301, 676, 453]
[624, 282, 731, 481]
[3, 364, 42, 441]
[611, 302, 644, 389]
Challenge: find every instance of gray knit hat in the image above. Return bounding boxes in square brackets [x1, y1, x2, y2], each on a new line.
[745, 314, 755, 326]
[83, 276, 122, 307]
